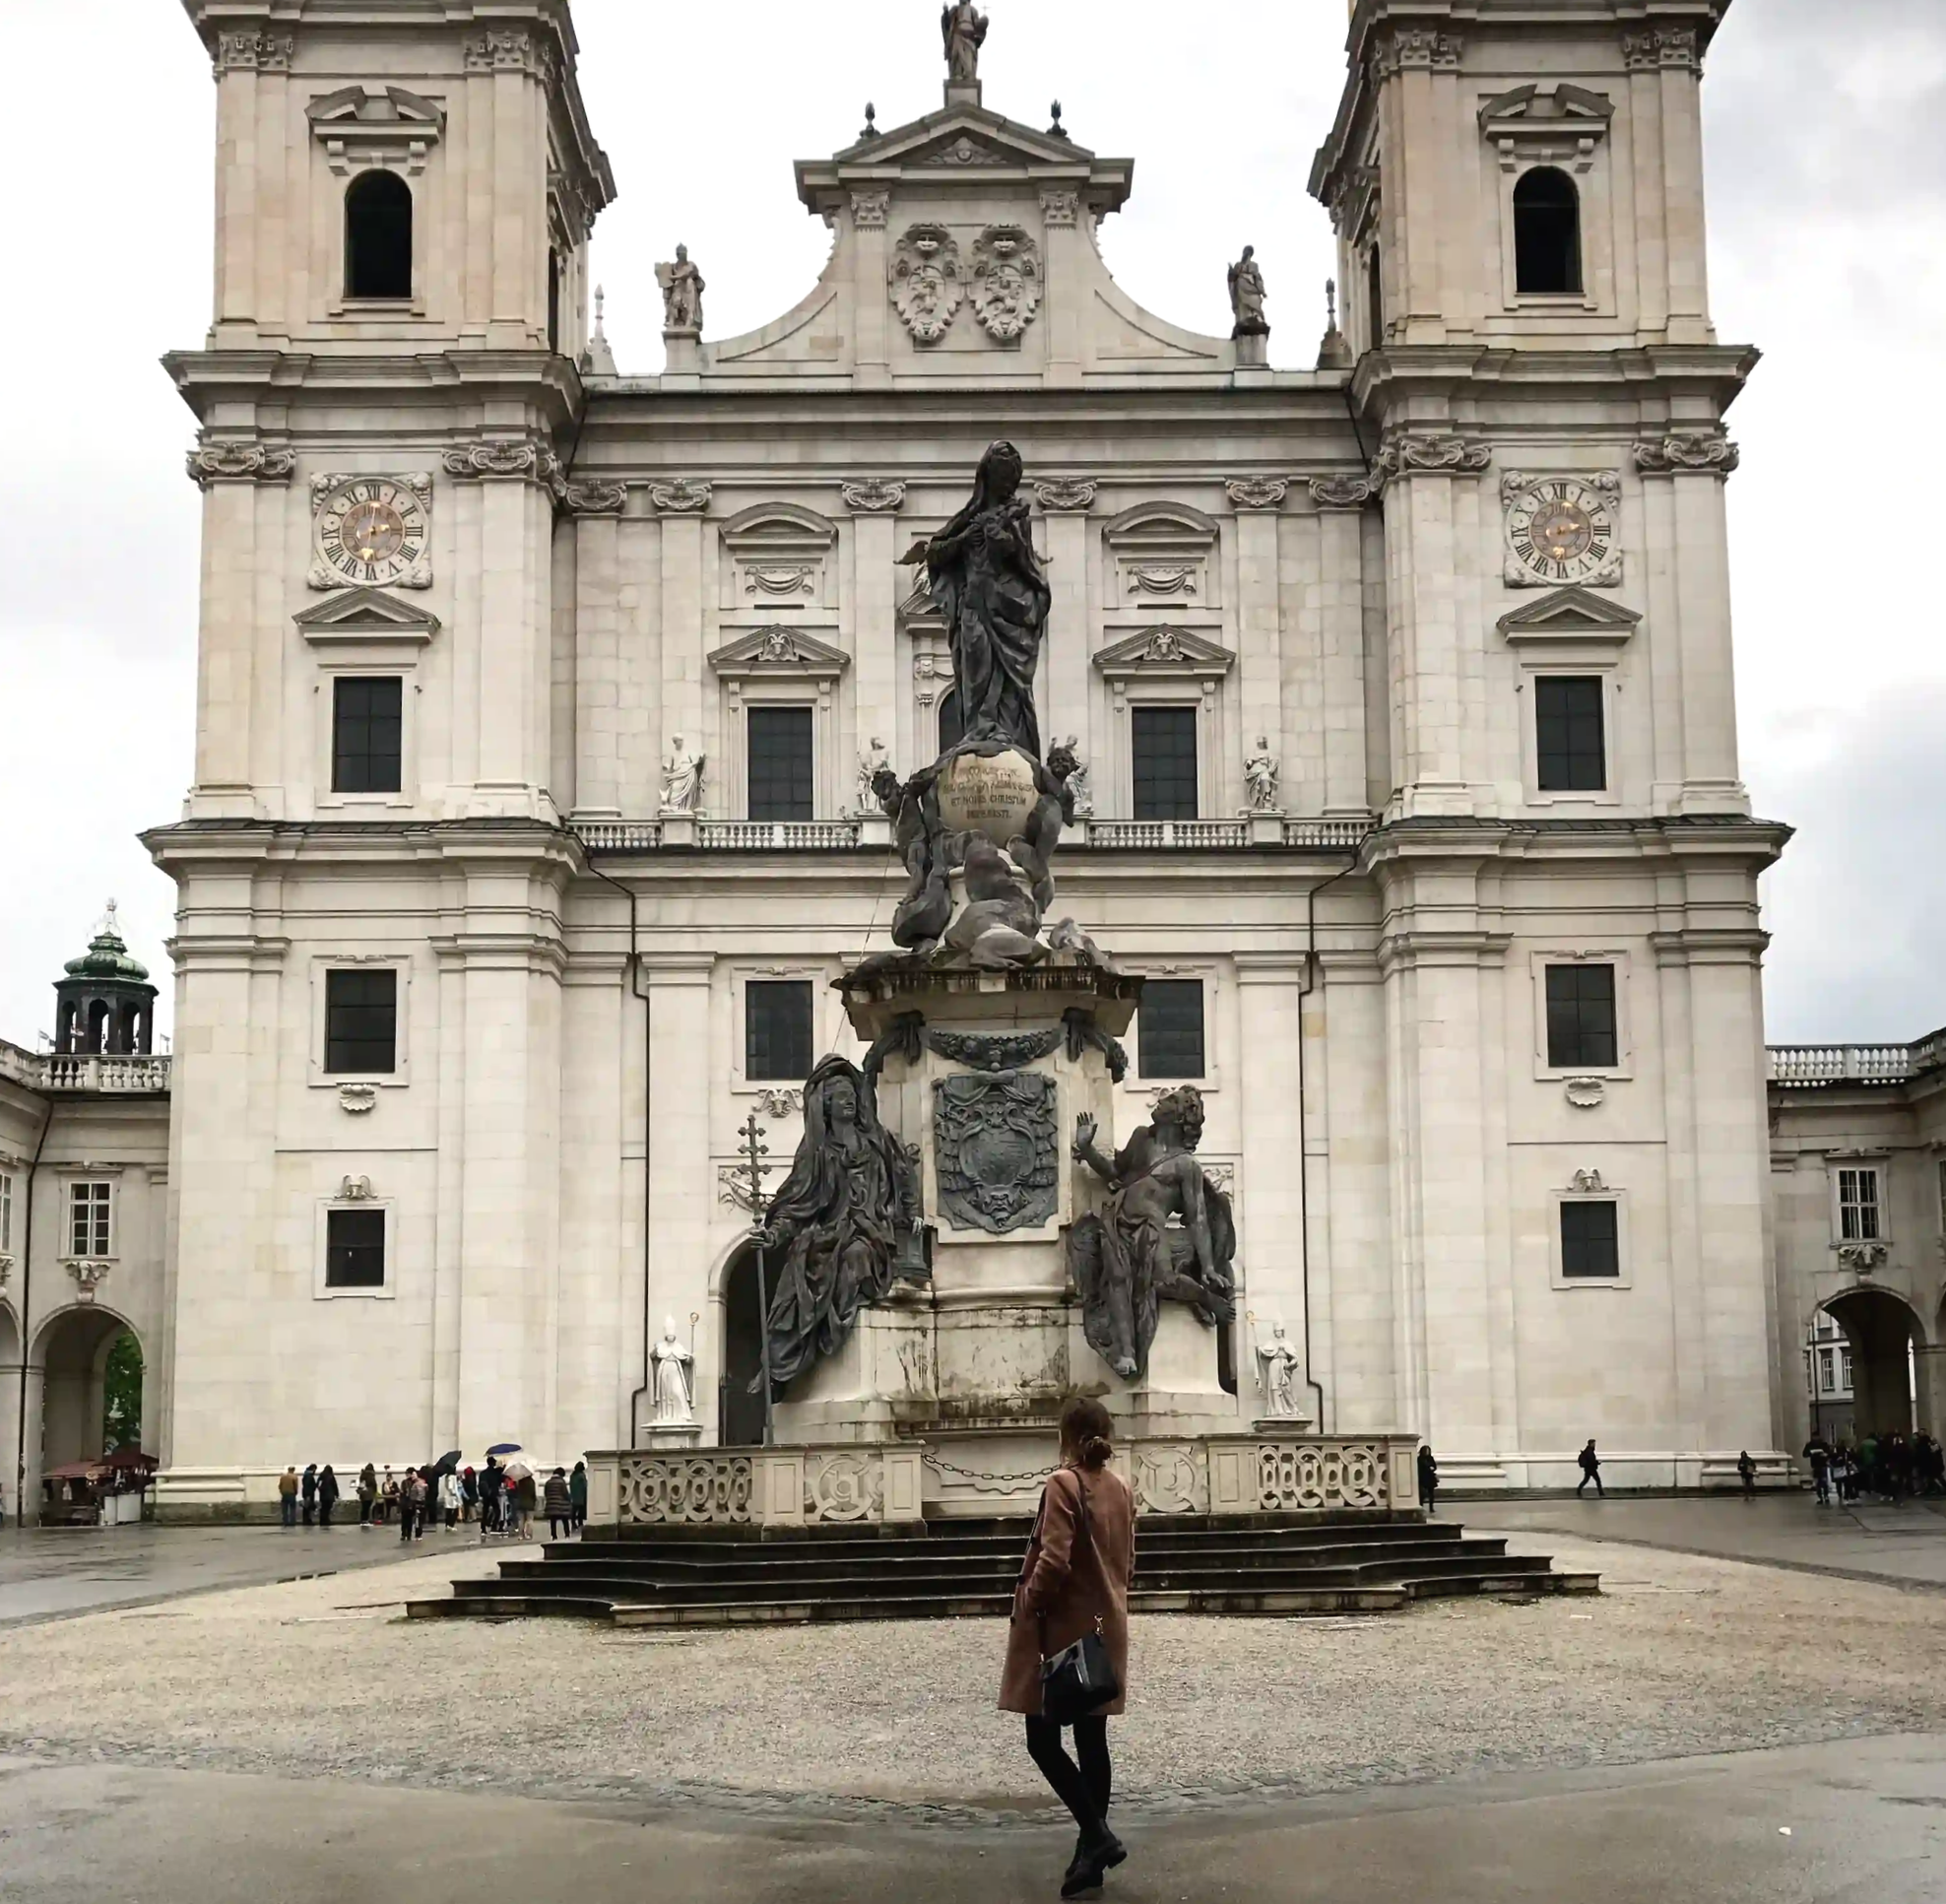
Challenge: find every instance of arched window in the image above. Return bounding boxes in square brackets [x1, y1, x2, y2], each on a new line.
[1514, 167, 1583, 295]
[938, 686, 965, 755]
[345, 170, 413, 300]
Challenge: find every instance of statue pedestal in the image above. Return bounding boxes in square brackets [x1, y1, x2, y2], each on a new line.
[773, 1298, 935, 1446]
[1248, 810, 1284, 846]
[663, 328, 700, 374]
[642, 1422, 701, 1452]
[1099, 1305, 1238, 1441]
[1234, 330, 1269, 368]
[660, 811, 696, 846]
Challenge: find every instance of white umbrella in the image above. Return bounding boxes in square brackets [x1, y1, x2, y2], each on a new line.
[502, 1460, 534, 1482]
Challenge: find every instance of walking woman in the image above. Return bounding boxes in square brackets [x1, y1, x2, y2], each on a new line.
[1000, 1397, 1135, 1897]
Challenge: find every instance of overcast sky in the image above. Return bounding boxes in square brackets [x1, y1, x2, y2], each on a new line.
[0, 0, 1940, 1047]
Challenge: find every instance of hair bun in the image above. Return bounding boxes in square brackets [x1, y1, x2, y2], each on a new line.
[1079, 1434, 1114, 1470]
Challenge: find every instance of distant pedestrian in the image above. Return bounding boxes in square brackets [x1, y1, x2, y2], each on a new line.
[514, 1469, 538, 1541]
[569, 1461, 588, 1534]
[397, 1472, 419, 1543]
[480, 1458, 503, 1534]
[1858, 1434, 1880, 1500]
[1417, 1444, 1439, 1516]
[381, 1470, 400, 1526]
[1576, 1440, 1604, 1498]
[357, 1463, 377, 1528]
[278, 1466, 299, 1529]
[1802, 1436, 1833, 1505]
[317, 1464, 340, 1528]
[1736, 1451, 1757, 1499]
[300, 1463, 318, 1528]
[461, 1467, 479, 1525]
[1001, 1398, 1134, 1899]
[439, 1470, 462, 1531]
[545, 1468, 574, 1540]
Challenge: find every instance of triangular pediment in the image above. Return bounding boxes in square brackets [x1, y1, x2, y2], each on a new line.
[1093, 626, 1237, 678]
[1478, 84, 1613, 131]
[708, 627, 852, 678]
[841, 106, 1094, 172]
[294, 588, 440, 644]
[1498, 587, 1641, 642]
[308, 85, 444, 133]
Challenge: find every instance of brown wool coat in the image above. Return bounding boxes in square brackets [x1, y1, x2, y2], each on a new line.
[998, 1463, 1135, 1717]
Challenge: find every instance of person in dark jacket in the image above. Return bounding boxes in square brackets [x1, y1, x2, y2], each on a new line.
[1000, 1397, 1135, 1898]
[1802, 1436, 1833, 1505]
[397, 1471, 419, 1543]
[480, 1458, 503, 1534]
[1576, 1440, 1604, 1498]
[317, 1465, 341, 1528]
[357, 1463, 377, 1528]
[544, 1469, 573, 1540]
[1417, 1444, 1439, 1515]
[1736, 1450, 1757, 1498]
[569, 1461, 589, 1533]
[461, 1467, 479, 1525]
[300, 1463, 318, 1528]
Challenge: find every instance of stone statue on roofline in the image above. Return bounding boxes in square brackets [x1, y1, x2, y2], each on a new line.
[657, 243, 704, 334]
[942, 1, 989, 83]
[1229, 245, 1269, 339]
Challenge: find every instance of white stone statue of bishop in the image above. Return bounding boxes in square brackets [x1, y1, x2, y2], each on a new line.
[661, 737, 705, 815]
[653, 1316, 695, 1424]
[1255, 1319, 1301, 1418]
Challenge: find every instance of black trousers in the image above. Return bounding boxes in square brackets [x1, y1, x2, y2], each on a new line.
[1024, 1716, 1111, 1837]
[1577, 1472, 1604, 1496]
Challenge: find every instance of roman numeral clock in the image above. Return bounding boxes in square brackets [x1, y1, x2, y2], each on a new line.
[1502, 471, 1621, 588]
[307, 473, 433, 591]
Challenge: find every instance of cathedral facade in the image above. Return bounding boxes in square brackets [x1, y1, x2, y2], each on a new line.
[16, 0, 1793, 1517]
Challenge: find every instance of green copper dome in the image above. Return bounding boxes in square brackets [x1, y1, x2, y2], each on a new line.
[62, 902, 150, 984]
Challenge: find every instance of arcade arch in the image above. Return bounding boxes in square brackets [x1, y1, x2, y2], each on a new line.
[1821, 1287, 1925, 1438]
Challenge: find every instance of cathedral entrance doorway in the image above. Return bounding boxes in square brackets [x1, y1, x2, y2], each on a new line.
[718, 1244, 768, 1448]
[1820, 1289, 1925, 1439]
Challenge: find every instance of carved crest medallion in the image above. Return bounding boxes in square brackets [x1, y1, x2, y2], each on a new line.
[891, 225, 963, 343]
[971, 226, 1043, 342]
[934, 1071, 1059, 1233]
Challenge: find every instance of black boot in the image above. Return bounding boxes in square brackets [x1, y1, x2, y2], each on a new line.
[1061, 1827, 1126, 1897]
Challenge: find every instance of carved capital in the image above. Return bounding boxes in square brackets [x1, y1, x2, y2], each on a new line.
[465, 28, 557, 84]
[1039, 189, 1080, 228]
[441, 439, 564, 498]
[1225, 477, 1289, 510]
[649, 479, 712, 514]
[1635, 433, 1739, 477]
[850, 190, 890, 229]
[1622, 27, 1700, 71]
[841, 479, 907, 514]
[564, 480, 628, 516]
[1373, 434, 1493, 485]
[1036, 478, 1098, 512]
[1371, 27, 1463, 80]
[212, 30, 293, 77]
[188, 442, 296, 489]
[1308, 474, 1375, 510]
[66, 1260, 112, 1300]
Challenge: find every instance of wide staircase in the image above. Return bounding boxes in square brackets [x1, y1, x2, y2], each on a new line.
[408, 1515, 1597, 1625]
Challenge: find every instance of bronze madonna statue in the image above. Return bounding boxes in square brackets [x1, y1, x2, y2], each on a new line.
[753, 1056, 922, 1391]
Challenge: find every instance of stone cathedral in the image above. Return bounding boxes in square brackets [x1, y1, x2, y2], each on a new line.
[5, 0, 1802, 1520]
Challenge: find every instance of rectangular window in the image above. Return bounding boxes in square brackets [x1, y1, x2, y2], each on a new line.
[1138, 978, 1205, 1080]
[1131, 706, 1199, 821]
[1560, 1200, 1620, 1279]
[332, 677, 404, 794]
[746, 980, 813, 1083]
[1545, 964, 1617, 1070]
[1535, 677, 1605, 793]
[1837, 1167, 1882, 1242]
[68, 1181, 112, 1259]
[325, 969, 398, 1076]
[1840, 1346, 1852, 1391]
[0, 1170, 11, 1253]
[325, 1207, 387, 1290]
[1819, 1347, 1837, 1396]
[747, 706, 814, 822]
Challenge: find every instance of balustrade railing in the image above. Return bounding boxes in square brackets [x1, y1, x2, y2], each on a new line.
[0, 1049, 173, 1094]
[574, 817, 1376, 854]
[1767, 1042, 1941, 1086]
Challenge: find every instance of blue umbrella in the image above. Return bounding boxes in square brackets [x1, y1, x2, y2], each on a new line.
[486, 1442, 523, 1457]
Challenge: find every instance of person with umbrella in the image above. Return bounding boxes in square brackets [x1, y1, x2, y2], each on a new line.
[504, 1460, 537, 1541]
[486, 1445, 522, 1537]
[432, 1451, 464, 1532]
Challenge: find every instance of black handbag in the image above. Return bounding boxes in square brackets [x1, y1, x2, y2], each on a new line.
[1037, 1477, 1123, 1723]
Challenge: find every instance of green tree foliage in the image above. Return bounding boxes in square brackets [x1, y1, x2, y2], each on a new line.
[101, 1331, 143, 1455]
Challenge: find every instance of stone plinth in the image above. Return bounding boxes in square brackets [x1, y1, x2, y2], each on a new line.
[772, 1300, 935, 1445]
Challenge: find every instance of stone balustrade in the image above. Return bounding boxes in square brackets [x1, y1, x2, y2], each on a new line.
[573, 817, 1376, 855]
[581, 1433, 1420, 1537]
[0, 1047, 173, 1094]
[1768, 1038, 1946, 1086]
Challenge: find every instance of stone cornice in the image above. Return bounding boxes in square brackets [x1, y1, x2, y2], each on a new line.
[162, 349, 585, 429]
[1351, 342, 1761, 414]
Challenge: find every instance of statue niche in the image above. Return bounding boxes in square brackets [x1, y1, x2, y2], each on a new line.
[1068, 1084, 1237, 1380]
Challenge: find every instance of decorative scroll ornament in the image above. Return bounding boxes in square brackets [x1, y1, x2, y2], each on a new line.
[757, 1088, 805, 1119]
[1570, 1168, 1608, 1195]
[934, 1072, 1060, 1233]
[649, 479, 712, 513]
[1371, 28, 1463, 78]
[928, 1026, 1067, 1073]
[564, 480, 628, 515]
[1837, 1241, 1888, 1274]
[1373, 434, 1493, 484]
[67, 1261, 112, 1301]
[717, 1162, 784, 1213]
[890, 225, 963, 343]
[841, 479, 907, 513]
[1226, 476, 1289, 509]
[1634, 433, 1739, 476]
[1036, 478, 1098, 512]
[187, 443, 296, 488]
[1040, 189, 1081, 228]
[339, 1175, 376, 1201]
[442, 440, 561, 487]
[465, 28, 557, 83]
[970, 227, 1043, 342]
[1309, 474, 1375, 510]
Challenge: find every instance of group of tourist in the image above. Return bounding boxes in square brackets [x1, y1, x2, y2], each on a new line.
[1800, 1431, 1946, 1504]
[275, 1459, 588, 1537]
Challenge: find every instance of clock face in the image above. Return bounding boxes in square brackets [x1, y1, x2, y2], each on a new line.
[315, 478, 428, 588]
[1507, 477, 1616, 586]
